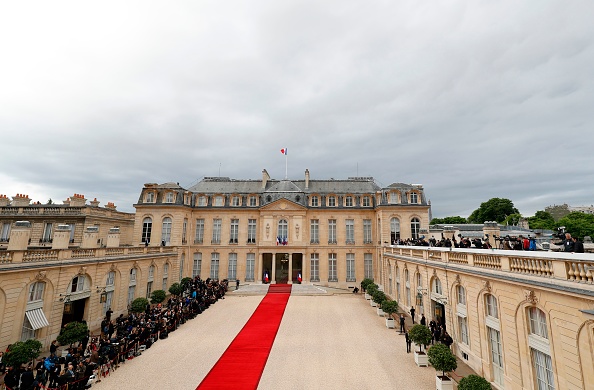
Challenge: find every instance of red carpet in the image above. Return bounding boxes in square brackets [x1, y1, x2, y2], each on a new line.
[197, 285, 292, 390]
[268, 283, 292, 293]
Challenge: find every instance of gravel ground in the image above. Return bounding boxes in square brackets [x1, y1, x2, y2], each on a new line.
[92, 292, 436, 390]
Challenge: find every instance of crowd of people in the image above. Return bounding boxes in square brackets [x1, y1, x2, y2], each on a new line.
[402, 313, 453, 353]
[1, 277, 228, 390]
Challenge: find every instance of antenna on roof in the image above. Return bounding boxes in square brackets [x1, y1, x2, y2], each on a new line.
[219, 163, 221, 177]
[357, 162, 359, 177]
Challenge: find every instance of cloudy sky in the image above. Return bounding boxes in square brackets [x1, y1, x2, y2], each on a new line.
[1, 1, 592, 218]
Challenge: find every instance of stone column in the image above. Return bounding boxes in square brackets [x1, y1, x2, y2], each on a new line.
[271, 255, 276, 284]
[288, 254, 293, 284]
[257, 253, 263, 284]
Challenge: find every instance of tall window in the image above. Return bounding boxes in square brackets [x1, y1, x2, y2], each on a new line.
[28, 282, 45, 302]
[416, 273, 423, 308]
[363, 219, 372, 244]
[410, 218, 420, 239]
[459, 316, 469, 345]
[193, 253, 202, 277]
[395, 267, 401, 303]
[246, 253, 255, 281]
[42, 223, 53, 242]
[165, 192, 174, 203]
[195, 219, 204, 244]
[212, 219, 222, 244]
[104, 272, 115, 315]
[146, 281, 153, 299]
[364, 253, 373, 280]
[142, 217, 152, 244]
[486, 294, 499, 318]
[432, 277, 443, 295]
[328, 196, 336, 207]
[457, 285, 469, 345]
[162, 263, 169, 290]
[277, 219, 288, 243]
[0, 222, 10, 242]
[310, 219, 319, 244]
[390, 218, 400, 243]
[148, 265, 154, 279]
[346, 253, 355, 282]
[345, 196, 353, 207]
[410, 192, 418, 204]
[129, 269, 137, 284]
[311, 196, 319, 207]
[362, 196, 371, 207]
[528, 308, 554, 390]
[328, 219, 337, 244]
[488, 327, 504, 386]
[127, 286, 135, 306]
[161, 217, 172, 244]
[457, 285, 467, 305]
[388, 267, 393, 295]
[128, 268, 137, 306]
[247, 219, 257, 243]
[405, 269, 411, 306]
[328, 253, 337, 282]
[210, 253, 220, 279]
[179, 253, 185, 281]
[310, 254, 320, 282]
[228, 253, 237, 280]
[70, 275, 87, 293]
[249, 196, 258, 207]
[230, 219, 239, 244]
[345, 219, 355, 244]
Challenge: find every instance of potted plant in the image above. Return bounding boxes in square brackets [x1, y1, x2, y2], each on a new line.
[457, 374, 492, 390]
[57, 321, 89, 347]
[3, 339, 42, 369]
[408, 324, 433, 367]
[150, 289, 167, 305]
[130, 297, 150, 313]
[427, 343, 458, 390]
[372, 290, 387, 314]
[363, 280, 376, 300]
[366, 284, 379, 303]
[382, 300, 399, 328]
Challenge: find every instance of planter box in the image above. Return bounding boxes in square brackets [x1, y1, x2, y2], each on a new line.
[370, 300, 377, 307]
[376, 307, 385, 316]
[436, 375, 454, 390]
[386, 318, 395, 328]
[414, 351, 429, 367]
[365, 293, 371, 300]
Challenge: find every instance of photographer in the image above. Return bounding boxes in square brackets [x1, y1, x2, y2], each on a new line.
[561, 233, 575, 252]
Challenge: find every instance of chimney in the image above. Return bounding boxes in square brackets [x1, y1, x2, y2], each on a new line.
[105, 202, 117, 210]
[0, 194, 10, 207]
[52, 224, 71, 249]
[81, 226, 100, 248]
[262, 169, 270, 189]
[12, 194, 31, 207]
[483, 221, 500, 248]
[106, 227, 121, 248]
[69, 193, 87, 207]
[7, 221, 32, 251]
[305, 169, 310, 189]
[89, 198, 100, 207]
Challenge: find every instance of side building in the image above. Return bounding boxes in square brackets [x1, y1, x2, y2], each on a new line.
[133, 169, 431, 288]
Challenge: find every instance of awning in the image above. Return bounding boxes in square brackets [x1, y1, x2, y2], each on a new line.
[25, 308, 50, 330]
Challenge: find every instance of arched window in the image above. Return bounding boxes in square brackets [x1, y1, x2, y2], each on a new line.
[528, 307, 548, 339]
[70, 275, 87, 293]
[457, 285, 466, 305]
[395, 267, 401, 303]
[142, 217, 152, 244]
[148, 266, 155, 280]
[277, 219, 288, 243]
[456, 285, 469, 345]
[161, 217, 172, 244]
[405, 269, 411, 306]
[528, 307, 554, 389]
[388, 267, 393, 295]
[129, 268, 137, 284]
[432, 277, 442, 295]
[410, 218, 420, 239]
[485, 294, 498, 318]
[104, 272, 116, 315]
[485, 294, 503, 385]
[28, 282, 45, 302]
[390, 218, 401, 243]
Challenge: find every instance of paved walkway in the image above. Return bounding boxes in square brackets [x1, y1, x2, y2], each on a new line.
[92, 287, 459, 389]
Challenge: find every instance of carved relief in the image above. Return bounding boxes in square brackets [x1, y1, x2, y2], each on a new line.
[266, 223, 270, 239]
[35, 271, 46, 281]
[454, 274, 461, 285]
[482, 280, 492, 293]
[295, 224, 300, 238]
[109, 263, 117, 272]
[524, 290, 538, 305]
[77, 267, 87, 275]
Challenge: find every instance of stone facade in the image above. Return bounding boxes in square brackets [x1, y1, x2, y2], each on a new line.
[382, 246, 594, 390]
[133, 170, 431, 288]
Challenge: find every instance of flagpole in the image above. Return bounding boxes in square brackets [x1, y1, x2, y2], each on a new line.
[285, 153, 288, 180]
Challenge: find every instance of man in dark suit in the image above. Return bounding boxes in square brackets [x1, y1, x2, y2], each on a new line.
[572, 237, 585, 253]
[410, 307, 416, 324]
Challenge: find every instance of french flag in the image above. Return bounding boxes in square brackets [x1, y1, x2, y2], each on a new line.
[280, 148, 288, 155]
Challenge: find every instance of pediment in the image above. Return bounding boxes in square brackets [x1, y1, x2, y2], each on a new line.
[260, 198, 307, 211]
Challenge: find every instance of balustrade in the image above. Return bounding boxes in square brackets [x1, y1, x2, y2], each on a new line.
[510, 257, 554, 277]
[23, 250, 58, 262]
[566, 261, 594, 283]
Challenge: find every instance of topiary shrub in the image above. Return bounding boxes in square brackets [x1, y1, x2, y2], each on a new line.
[150, 289, 166, 304]
[366, 283, 379, 296]
[382, 300, 399, 320]
[168, 282, 183, 297]
[427, 343, 458, 377]
[4, 339, 42, 368]
[361, 278, 374, 291]
[57, 321, 89, 346]
[408, 324, 433, 353]
[130, 297, 149, 313]
[457, 374, 492, 390]
[372, 290, 387, 306]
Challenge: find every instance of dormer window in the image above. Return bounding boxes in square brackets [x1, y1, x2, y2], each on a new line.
[165, 192, 174, 203]
[145, 192, 155, 203]
[249, 196, 258, 207]
[214, 196, 224, 206]
[232, 196, 241, 207]
[410, 192, 418, 204]
[328, 196, 337, 207]
[345, 196, 353, 207]
[198, 196, 207, 206]
[362, 196, 371, 207]
[311, 196, 319, 207]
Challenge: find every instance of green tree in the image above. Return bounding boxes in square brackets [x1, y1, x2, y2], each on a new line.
[408, 324, 433, 353]
[3, 339, 43, 368]
[457, 374, 492, 390]
[150, 289, 167, 304]
[57, 321, 89, 346]
[381, 300, 399, 320]
[468, 198, 519, 223]
[430, 216, 467, 225]
[372, 290, 387, 306]
[427, 343, 458, 377]
[556, 212, 594, 240]
[130, 297, 149, 313]
[502, 213, 523, 226]
[168, 282, 183, 297]
[360, 278, 374, 291]
[527, 211, 556, 230]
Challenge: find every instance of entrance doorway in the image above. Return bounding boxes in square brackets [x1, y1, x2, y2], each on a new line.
[432, 301, 446, 327]
[61, 298, 87, 328]
[291, 253, 303, 283]
[262, 253, 272, 283]
[275, 253, 289, 283]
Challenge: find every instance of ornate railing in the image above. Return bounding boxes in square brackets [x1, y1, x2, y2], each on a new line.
[0, 246, 177, 264]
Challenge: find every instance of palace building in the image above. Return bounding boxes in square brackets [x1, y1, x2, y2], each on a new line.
[133, 169, 431, 288]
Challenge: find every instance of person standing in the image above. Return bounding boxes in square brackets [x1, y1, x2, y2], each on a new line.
[572, 237, 585, 253]
[562, 233, 575, 252]
[410, 307, 416, 324]
[420, 314, 426, 326]
[399, 314, 406, 333]
[405, 331, 412, 353]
